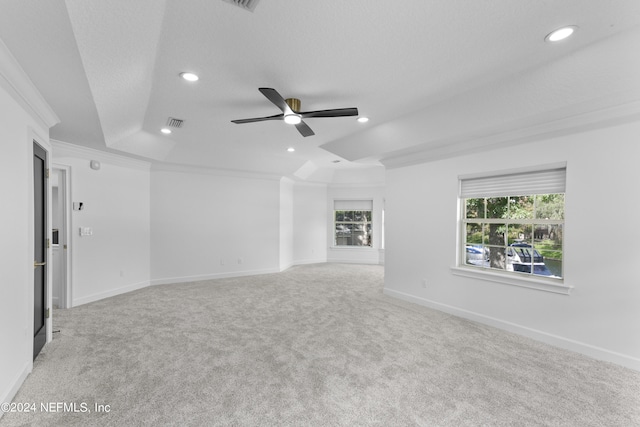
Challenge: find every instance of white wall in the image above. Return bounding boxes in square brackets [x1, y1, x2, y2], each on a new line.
[52, 143, 151, 306]
[50, 170, 65, 308]
[0, 81, 34, 409]
[327, 184, 385, 265]
[0, 43, 56, 409]
[150, 168, 281, 284]
[50, 180, 62, 308]
[279, 178, 294, 271]
[293, 183, 328, 265]
[384, 120, 640, 370]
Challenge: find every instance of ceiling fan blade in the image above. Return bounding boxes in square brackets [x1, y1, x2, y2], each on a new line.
[258, 88, 293, 114]
[300, 107, 359, 119]
[231, 113, 284, 124]
[234, 88, 351, 137]
[295, 120, 315, 137]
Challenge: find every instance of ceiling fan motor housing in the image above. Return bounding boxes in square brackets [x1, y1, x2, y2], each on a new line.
[285, 98, 301, 112]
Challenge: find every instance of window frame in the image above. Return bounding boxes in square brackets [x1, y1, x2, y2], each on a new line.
[333, 208, 373, 248]
[453, 164, 572, 295]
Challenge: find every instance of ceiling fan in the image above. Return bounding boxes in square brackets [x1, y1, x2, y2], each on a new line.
[231, 88, 358, 137]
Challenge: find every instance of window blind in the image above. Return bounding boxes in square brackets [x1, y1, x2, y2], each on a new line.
[334, 200, 373, 210]
[460, 167, 566, 198]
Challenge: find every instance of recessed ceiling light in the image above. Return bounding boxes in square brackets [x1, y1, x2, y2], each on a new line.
[357, 117, 369, 123]
[545, 26, 577, 42]
[284, 114, 302, 125]
[180, 72, 199, 82]
[287, 147, 295, 152]
[161, 128, 172, 134]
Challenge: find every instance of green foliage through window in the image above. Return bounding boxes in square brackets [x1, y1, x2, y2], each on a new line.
[463, 194, 564, 279]
[335, 210, 372, 247]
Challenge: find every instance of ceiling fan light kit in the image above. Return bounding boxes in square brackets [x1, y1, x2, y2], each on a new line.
[284, 114, 302, 125]
[231, 87, 359, 137]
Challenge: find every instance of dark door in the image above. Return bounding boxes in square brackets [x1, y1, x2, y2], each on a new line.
[33, 142, 47, 360]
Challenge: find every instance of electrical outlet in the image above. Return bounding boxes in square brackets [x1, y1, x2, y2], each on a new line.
[238, 258, 243, 264]
[421, 278, 428, 288]
[220, 258, 225, 265]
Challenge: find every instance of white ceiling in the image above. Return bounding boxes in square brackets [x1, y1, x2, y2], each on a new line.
[1, 0, 639, 182]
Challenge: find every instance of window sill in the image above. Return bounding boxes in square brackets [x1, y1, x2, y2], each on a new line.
[450, 266, 572, 295]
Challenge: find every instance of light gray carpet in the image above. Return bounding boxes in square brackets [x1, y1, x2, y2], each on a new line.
[2, 263, 639, 426]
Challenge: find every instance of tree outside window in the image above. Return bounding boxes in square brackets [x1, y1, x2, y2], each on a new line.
[464, 194, 564, 279]
[335, 210, 372, 247]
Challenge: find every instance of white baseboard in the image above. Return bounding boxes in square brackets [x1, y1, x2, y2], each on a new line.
[1, 361, 31, 415]
[383, 288, 640, 372]
[327, 257, 382, 265]
[293, 258, 328, 266]
[75, 267, 290, 306]
[150, 267, 281, 286]
[72, 280, 150, 307]
[279, 262, 294, 272]
[328, 248, 383, 265]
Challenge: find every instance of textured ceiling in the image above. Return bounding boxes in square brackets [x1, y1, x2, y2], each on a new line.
[1, 0, 639, 182]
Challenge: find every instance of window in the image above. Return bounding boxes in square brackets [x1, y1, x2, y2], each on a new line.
[334, 200, 372, 247]
[459, 165, 565, 281]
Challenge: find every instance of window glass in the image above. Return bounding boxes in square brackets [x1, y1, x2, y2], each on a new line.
[533, 223, 563, 277]
[466, 223, 483, 244]
[487, 246, 507, 271]
[535, 194, 565, 220]
[507, 196, 534, 219]
[507, 224, 532, 245]
[486, 197, 509, 218]
[466, 198, 486, 219]
[462, 194, 564, 279]
[334, 210, 372, 247]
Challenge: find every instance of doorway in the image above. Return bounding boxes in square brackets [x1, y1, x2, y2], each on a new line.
[51, 166, 70, 309]
[33, 142, 47, 359]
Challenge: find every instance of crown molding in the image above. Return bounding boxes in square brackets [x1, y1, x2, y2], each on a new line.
[289, 180, 328, 188]
[51, 139, 151, 170]
[0, 39, 59, 129]
[151, 162, 283, 182]
[287, 173, 385, 187]
[328, 182, 386, 189]
[382, 99, 640, 169]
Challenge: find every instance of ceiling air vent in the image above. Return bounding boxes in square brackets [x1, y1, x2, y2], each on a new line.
[166, 117, 184, 129]
[221, 0, 261, 12]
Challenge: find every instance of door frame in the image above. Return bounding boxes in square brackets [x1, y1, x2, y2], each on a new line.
[52, 165, 72, 308]
[30, 129, 53, 355]
[33, 140, 48, 359]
